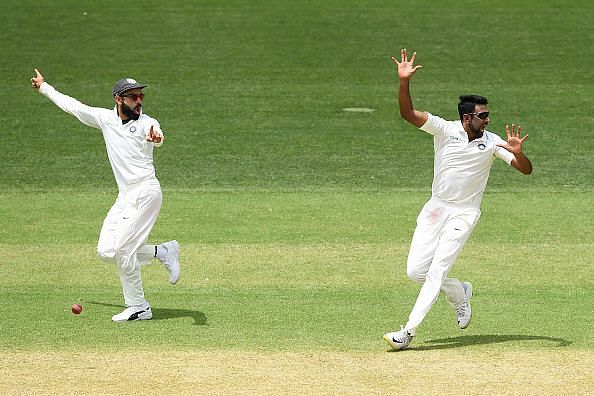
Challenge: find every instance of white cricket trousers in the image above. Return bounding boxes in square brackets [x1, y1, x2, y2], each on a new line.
[404, 197, 481, 334]
[97, 178, 162, 307]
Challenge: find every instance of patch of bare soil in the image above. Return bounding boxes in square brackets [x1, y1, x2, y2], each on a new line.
[1, 349, 592, 395]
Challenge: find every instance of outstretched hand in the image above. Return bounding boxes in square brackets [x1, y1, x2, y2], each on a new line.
[391, 48, 422, 80]
[31, 68, 44, 90]
[497, 124, 528, 155]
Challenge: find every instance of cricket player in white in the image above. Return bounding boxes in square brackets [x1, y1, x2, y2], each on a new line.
[31, 69, 181, 322]
[384, 50, 533, 350]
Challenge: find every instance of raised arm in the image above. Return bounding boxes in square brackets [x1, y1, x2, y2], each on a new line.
[31, 68, 102, 129]
[391, 49, 428, 128]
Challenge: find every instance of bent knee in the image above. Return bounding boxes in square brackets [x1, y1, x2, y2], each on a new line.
[97, 247, 116, 263]
[407, 267, 426, 283]
[115, 247, 138, 272]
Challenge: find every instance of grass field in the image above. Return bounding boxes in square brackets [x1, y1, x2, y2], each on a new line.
[1, 0, 593, 394]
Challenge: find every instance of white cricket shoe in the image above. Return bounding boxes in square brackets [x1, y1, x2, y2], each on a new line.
[112, 306, 153, 322]
[383, 326, 414, 350]
[160, 240, 181, 285]
[456, 282, 473, 329]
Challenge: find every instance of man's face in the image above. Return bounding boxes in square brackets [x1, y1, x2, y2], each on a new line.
[117, 88, 144, 120]
[465, 104, 489, 138]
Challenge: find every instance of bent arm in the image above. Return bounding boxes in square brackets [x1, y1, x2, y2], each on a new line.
[391, 49, 428, 128]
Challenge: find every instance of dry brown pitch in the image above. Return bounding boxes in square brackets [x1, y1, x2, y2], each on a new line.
[1, 349, 592, 395]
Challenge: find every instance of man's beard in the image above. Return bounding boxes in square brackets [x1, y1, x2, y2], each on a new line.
[470, 123, 484, 138]
[120, 102, 141, 120]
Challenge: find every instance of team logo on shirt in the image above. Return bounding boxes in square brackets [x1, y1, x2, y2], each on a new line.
[129, 126, 137, 134]
[478, 143, 486, 150]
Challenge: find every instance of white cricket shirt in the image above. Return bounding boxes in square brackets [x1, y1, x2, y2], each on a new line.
[40, 83, 163, 190]
[420, 113, 515, 207]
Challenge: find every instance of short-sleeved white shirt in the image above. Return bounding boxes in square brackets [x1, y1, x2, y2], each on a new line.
[420, 113, 515, 207]
[40, 82, 163, 191]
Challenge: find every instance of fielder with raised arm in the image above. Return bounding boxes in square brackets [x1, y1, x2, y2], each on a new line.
[31, 69, 181, 322]
[384, 49, 532, 350]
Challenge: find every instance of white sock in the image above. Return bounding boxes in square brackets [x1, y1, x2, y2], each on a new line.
[155, 244, 168, 260]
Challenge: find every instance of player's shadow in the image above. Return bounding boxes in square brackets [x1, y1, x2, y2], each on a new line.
[88, 301, 207, 325]
[403, 334, 571, 351]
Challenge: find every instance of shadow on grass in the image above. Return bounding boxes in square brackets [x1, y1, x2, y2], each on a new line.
[405, 334, 572, 351]
[87, 301, 207, 325]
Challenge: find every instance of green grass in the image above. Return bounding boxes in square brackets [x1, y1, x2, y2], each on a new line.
[0, 0, 593, 363]
[3, 0, 593, 192]
[0, 191, 592, 352]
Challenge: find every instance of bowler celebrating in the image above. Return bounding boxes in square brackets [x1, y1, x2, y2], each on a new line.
[383, 50, 532, 350]
[31, 69, 181, 322]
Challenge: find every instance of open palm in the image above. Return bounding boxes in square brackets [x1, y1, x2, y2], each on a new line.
[498, 124, 528, 155]
[391, 48, 422, 80]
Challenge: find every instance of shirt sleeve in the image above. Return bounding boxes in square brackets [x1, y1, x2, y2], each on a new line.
[419, 113, 448, 137]
[39, 82, 102, 129]
[493, 134, 515, 165]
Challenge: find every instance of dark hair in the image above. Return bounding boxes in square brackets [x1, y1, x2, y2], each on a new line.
[458, 95, 488, 121]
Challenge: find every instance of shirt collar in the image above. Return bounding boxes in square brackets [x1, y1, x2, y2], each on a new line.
[457, 121, 488, 143]
[112, 106, 142, 124]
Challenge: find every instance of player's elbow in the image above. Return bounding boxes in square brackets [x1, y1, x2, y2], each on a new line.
[512, 158, 532, 175]
[521, 162, 533, 175]
[399, 109, 427, 128]
[399, 109, 415, 122]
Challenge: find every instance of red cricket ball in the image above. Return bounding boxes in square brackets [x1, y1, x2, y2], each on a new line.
[72, 304, 83, 315]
